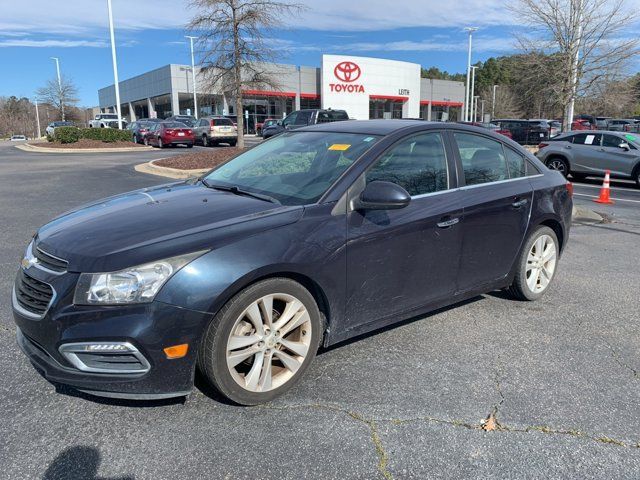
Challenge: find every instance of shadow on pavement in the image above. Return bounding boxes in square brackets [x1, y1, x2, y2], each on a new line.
[43, 446, 133, 480]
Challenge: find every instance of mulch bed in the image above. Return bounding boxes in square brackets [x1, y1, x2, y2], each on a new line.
[33, 139, 147, 149]
[154, 147, 244, 170]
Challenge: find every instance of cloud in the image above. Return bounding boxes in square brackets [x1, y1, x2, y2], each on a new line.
[340, 37, 516, 53]
[0, 0, 517, 37]
[0, 39, 108, 48]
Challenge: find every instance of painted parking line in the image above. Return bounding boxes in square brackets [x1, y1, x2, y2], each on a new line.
[573, 183, 639, 193]
[574, 193, 640, 204]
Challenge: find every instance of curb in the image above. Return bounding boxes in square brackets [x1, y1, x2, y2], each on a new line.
[16, 143, 154, 154]
[135, 159, 209, 179]
[572, 206, 603, 223]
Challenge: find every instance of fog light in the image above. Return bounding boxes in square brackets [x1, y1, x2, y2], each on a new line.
[164, 344, 189, 359]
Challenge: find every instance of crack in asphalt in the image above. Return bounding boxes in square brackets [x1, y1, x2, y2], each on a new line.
[260, 399, 640, 480]
[603, 339, 639, 380]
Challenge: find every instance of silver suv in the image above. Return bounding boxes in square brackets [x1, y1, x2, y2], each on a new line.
[536, 131, 640, 187]
[193, 116, 238, 147]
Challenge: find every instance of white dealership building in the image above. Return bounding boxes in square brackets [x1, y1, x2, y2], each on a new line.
[99, 54, 465, 131]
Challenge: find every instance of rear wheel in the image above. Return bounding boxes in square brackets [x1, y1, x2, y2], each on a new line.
[546, 157, 569, 177]
[158, 137, 164, 148]
[198, 278, 322, 405]
[508, 226, 559, 301]
[202, 135, 209, 147]
[634, 166, 640, 189]
[229, 140, 237, 147]
[143, 136, 149, 146]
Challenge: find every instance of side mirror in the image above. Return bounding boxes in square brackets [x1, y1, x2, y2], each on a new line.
[277, 120, 283, 126]
[619, 142, 630, 151]
[354, 181, 411, 211]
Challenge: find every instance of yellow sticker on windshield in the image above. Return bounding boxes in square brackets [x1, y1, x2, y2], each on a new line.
[329, 144, 351, 151]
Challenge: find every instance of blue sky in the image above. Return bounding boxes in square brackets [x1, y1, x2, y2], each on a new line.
[0, 0, 543, 106]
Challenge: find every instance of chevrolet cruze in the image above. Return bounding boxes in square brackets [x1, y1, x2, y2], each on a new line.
[13, 120, 572, 405]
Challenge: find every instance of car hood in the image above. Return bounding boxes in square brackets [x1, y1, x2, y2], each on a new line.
[35, 181, 303, 272]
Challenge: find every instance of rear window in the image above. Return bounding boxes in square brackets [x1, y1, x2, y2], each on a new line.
[162, 122, 187, 128]
[212, 118, 233, 126]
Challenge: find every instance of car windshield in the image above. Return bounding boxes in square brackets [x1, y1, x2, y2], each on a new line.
[204, 131, 381, 206]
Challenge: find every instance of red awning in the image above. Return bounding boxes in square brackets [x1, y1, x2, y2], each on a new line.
[420, 100, 463, 107]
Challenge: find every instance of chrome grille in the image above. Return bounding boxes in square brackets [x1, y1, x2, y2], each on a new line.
[33, 246, 68, 273]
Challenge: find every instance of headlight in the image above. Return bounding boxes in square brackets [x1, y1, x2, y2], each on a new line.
[73, 251, 206, 305]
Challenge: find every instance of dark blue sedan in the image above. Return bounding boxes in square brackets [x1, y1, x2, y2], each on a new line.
[13, 120, 572, 404]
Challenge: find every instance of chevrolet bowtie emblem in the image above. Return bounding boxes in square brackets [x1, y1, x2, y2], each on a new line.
[21, 255, 36, 270]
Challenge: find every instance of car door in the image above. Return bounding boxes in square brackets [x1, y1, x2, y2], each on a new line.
[599, 134, 640, 176]
[345, 131, 464, 329]
[451, 131, 534, 292]
[568, 133, 603, 173]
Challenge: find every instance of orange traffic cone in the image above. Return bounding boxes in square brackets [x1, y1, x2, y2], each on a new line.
[593, 170, 615, 205]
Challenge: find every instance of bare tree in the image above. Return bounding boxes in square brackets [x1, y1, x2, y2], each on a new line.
[188, 0, 304, 148]
[511, 0, 639, 130]
[36, 76, 79, 122]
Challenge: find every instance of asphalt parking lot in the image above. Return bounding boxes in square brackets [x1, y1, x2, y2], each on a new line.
[1, 140, 639, 479]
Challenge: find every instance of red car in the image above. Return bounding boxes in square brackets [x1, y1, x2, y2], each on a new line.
[571, 119, 594, 131]
[144, 122, 194, 148]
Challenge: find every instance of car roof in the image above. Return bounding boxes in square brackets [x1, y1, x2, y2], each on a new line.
[297, 119, 519, 136]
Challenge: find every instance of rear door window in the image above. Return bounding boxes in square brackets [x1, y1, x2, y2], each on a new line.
[454, 133, 509, 185]
[572, 133, 601, 146]
[504, 147, 527, 178]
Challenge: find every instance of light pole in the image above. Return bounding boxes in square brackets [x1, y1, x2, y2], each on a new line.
[50, 57, 64, 121]
[107, 0, 123, 129]
[470, 66, 478, 122]
[566, 0, 583, 132]
[463, 27, 478, 122]
[480, 99, 485, 123]
[34, 99, 41, 138]
[492, 84, 498, 119]
[185, 36, 199, 119]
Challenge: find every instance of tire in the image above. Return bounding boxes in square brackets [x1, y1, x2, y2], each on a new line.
[143, 136, 149, 146]
[633, 166, 640, 189]
[158, 137, 164, 148]
[202, 135, 209, 147]
[545, 157, 569, 177]
[229, 140, 237, 147]
[187, 143, 193, 148]
[508, 226, 560, 301]
[198, 278, 322, 405]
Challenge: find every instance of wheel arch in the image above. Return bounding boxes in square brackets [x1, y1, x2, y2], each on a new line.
[545, 153, 571, 171]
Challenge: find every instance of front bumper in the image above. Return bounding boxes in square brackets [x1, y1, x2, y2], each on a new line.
[13, 274, 212, 399]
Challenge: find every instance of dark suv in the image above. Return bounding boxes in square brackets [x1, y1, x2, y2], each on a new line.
[262, 109, 349, 139]
[493, 119, 551, 145]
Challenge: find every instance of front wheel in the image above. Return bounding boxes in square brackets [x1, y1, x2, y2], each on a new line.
[508, 226, 560, 301]
[197, 278, 322, 405]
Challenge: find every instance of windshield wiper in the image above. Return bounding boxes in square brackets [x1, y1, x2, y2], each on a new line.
[202, 179, 280, 204]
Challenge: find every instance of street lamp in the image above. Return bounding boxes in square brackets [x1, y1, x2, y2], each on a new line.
[492, 84, 498, 119]
[185, 36, 199, 119]
[107, 0, 123, 129]
[50, 57, 64, 121]
[463, 27, 478, 122]
[34, 99, 41, 138]
[470, 65, 478, 122]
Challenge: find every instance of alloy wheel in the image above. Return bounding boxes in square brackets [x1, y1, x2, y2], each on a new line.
[226, 293, 312, 393]
[525, 234, 557, 294]
[547, 159, 566, 174]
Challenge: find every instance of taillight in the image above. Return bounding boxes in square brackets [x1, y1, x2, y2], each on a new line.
[165, 129, 175, 135]
[538, 142, 549, 149]
[186, 129, 193, 135]
[209, 119, 216, 130]
[566, 181, 573, 197]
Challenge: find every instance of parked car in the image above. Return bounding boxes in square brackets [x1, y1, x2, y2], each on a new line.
[536, 130, 640, 187]
[143, 121, 194, 148]
[458, 121, 512, 139]
[192, 117, 238, 147]
[606, 119, 637, 132]
[45, 121, 74, 137]
[492, 119, 551, 145]
[12, 120, 572, 404]
[166, 115, 197, 127]
[549, 121, 562, 137]
[595, 117, 612, 129]
[128, 121, 156, 144]
[262, 109, 349, 139]
[89, 114, 127, 129]
[571, 119, 594, 131]
[10, 135, 27, 141]
[258, 119, 278, 137]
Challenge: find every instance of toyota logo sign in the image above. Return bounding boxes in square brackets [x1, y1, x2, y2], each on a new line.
[334, 62, 361, 83]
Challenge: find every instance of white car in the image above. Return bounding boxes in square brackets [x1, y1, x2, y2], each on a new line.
[45, 121, 74, 137]
[89, 114, 127, 129]
[10, 135, 27, 141]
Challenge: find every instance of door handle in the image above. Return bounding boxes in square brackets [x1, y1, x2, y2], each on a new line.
[437, 217, 460, 228]
[512, 199, 528, 208]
